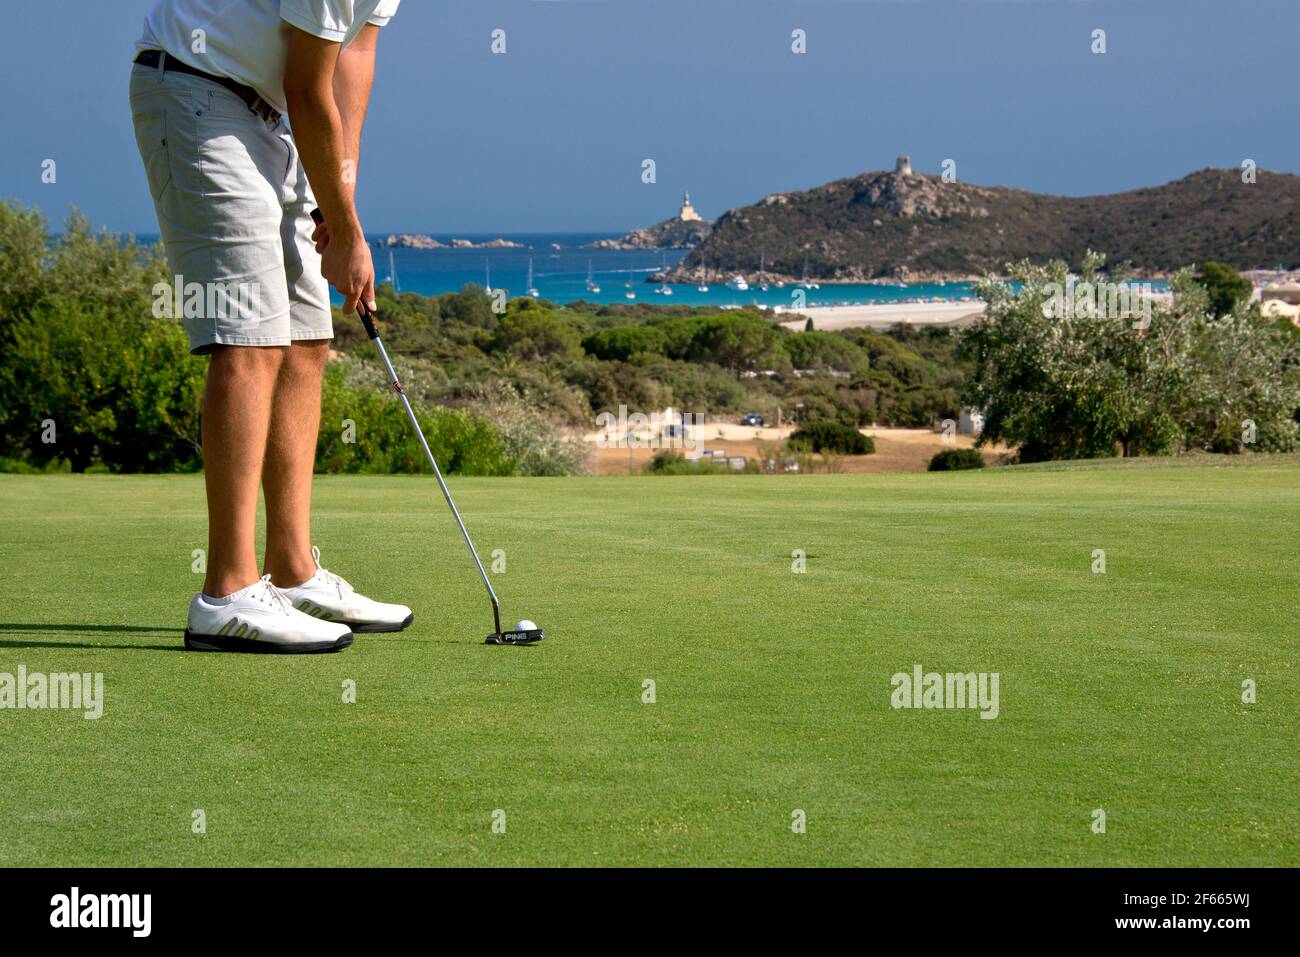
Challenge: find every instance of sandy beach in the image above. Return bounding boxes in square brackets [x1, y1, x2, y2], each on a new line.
[775, 301, 985, 332]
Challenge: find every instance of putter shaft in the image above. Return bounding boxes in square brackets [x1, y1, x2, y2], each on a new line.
[368, 322, 503, 631]
[308, 207, 503, 637]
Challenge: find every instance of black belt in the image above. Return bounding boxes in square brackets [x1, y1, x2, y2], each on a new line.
[135, 49, 281, 123]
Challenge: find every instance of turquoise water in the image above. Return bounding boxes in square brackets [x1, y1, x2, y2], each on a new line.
[363, 234, 981, 308]
[134, 232, 1165, 308]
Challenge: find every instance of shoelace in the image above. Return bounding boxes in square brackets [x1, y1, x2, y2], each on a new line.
[320, 568, 354, 599]
[311, 545, 354, 599]
[250, 574, 293, 615]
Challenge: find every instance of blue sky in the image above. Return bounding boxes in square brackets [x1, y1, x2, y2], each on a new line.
[2, 0, 1295, 234]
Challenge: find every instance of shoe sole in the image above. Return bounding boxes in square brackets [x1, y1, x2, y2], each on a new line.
[183, 629, 354, 654]
[349, 612, 414, 634]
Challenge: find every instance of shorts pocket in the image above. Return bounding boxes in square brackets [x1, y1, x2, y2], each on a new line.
[133, 109, 172, 202]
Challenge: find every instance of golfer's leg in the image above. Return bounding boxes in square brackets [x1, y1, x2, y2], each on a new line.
[130, 69, 296, 598]
[202, 346, 285, 597]
[264, 125, 337, 589]
[193, 342, 351, 653]
[262, 341, 329, 587]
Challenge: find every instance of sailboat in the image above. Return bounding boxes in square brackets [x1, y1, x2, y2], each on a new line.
[624, 270, 636, 300]
[798, 253, 819, 290]
[585, 259, 601, 295]
[484, 259, 492, 296]
[526, 258, 540, 298]
[758, 251, 769, 291]
[656, 253, 673, 295]
[384, 248, 400, 292]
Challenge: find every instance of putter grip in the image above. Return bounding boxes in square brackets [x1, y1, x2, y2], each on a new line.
[356, 301, 379, 340]
[309, 207, 379, 340]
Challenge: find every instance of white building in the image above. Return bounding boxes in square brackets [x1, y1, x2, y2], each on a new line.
[959, 408, 984, 436]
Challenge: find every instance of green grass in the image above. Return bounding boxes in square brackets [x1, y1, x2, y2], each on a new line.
[0, 461, 1296, 866]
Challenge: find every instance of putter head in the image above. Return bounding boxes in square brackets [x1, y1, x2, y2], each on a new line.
[485, 627, 545, 646]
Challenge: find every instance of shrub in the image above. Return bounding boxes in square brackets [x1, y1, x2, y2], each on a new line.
[643, 450, 740, 475]
[0, 206, 206, 473]
[928, 448, 986, 471]
[8, 299, 207, 472]
[465, 381, 590, 476]
[451, 358, 591, 425]
[788, 420, 874, 455]
[563, 359, 669, 418]
[627, 356, 748, 412]
[781, 331, 869, 375]
[336, 351, 449, 406]
[316, 364, 513, 475]
[786, 382, 867, 428]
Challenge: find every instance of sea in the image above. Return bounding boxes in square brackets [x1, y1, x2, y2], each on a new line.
[363, 233, 981, 308]
[131, 231, 1167, 309]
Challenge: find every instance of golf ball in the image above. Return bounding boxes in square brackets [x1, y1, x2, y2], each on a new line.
[514, 620, 537, 632]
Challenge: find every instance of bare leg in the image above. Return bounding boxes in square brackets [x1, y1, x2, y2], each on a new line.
[202, 346, 286, 597]
[262, 340, 330, 588]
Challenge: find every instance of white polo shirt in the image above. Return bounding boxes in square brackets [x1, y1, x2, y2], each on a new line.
[138, 0, 401, 114]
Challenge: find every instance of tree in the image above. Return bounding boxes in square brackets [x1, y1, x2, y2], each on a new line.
[1195, 261, 1253, 319]
[0, 200, 49, 327]
[781, 331, 869, 375]
[488, 302, 582, 363]
[581, 325, 667, 361]
[960, 258, 1299, 461]
[436, 283, 499, 330]
[651, 316, 708, 360]
[687, 312, 788, 374]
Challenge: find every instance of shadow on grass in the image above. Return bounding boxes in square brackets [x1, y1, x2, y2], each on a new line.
[0, 623, 182, 652]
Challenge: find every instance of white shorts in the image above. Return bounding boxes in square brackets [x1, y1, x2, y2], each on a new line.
[129, 60, 333, 355]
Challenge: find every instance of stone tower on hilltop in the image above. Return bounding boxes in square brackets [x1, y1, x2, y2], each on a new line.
[678, 192, 702, 222]
[895, 155, 912, 176]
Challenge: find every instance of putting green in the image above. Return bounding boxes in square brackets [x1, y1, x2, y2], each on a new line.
[0, 461, 1295, 866]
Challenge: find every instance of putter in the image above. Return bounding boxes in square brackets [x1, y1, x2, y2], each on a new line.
[311, 209, 543, 646]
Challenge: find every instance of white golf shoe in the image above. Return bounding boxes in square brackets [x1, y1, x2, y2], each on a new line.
[279, 547, 414, 634]
[185, 575, 354, 653]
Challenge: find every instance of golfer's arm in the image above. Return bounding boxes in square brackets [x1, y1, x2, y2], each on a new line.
[283, 27, 360, 238]
[334, 24, 379, 191]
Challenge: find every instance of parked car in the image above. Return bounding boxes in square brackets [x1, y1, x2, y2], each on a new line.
[741, 414, 765, 427]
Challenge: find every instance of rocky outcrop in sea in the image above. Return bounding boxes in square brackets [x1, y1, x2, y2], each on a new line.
[587, 217, 713, 251]
[383, 235, 523, 250]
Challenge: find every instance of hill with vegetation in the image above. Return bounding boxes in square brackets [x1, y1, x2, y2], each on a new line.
[672, 167, 1300, 282]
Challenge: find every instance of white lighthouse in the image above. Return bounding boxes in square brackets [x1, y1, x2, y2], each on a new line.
[678, 192, 702, 222]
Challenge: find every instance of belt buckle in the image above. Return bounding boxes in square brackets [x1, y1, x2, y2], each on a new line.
[248, 94, 279, 125]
